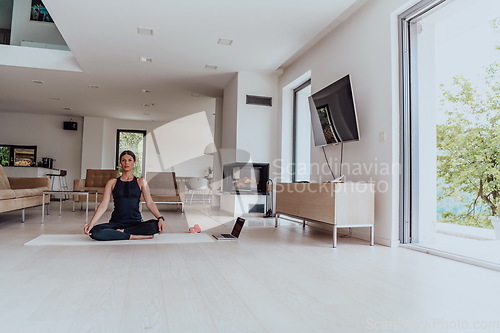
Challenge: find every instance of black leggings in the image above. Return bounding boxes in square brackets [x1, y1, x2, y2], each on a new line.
[89, 219, 159, 241]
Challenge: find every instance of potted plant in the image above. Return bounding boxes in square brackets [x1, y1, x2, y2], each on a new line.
[489, 216, 500, 240]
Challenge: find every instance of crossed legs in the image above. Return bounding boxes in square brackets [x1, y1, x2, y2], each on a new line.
[89, 220, 159, 241]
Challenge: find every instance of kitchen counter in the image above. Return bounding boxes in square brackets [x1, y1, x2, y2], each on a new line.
[2, 166, 59, 178]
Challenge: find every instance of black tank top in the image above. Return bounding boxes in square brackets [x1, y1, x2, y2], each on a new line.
[109, 177, 142, 223]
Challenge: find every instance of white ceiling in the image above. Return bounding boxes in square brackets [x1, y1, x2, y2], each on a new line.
[0, 0, 364, 121]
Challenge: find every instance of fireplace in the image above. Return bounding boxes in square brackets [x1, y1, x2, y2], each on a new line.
[223, 163, 269, 194]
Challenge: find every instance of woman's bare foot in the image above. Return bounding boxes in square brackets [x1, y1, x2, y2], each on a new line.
[117, 229, 124, 232]
[129, 235, 154, 240]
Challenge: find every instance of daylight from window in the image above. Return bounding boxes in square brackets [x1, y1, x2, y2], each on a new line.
[118, 131, 145, 178]
[431, 1, 499, 230]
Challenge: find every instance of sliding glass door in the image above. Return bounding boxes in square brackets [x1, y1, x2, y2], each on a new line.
[399, 0, 499, 259]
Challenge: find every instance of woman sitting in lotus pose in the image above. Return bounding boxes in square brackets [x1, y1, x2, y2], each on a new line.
[84, 150, 166, 241]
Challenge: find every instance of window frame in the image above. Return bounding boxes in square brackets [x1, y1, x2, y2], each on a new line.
[398, 0, 448, 244]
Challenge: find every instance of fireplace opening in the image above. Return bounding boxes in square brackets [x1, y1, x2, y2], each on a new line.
[223, 163, 269, 195]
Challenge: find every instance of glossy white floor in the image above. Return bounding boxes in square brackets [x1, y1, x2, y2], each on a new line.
[414, 233, 500, 269]
[1, 203, 499, 333]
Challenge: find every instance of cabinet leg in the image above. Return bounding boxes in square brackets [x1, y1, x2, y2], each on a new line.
[274, 214, 279, 228]
[370, 226, 374, 246]
[333, 226, 337, 248]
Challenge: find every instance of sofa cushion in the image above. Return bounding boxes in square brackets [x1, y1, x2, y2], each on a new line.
[85, 169, 119, 187]
[149, 194, 182, 203]
[83, 187, 105, 193]
[29, 187, 46, 196]
[150, 188, 178, 196]
[13, 188, 35, 198]
[8, 177, 50, 190]
[0, 165, 11, 190]
[0, 189, 16, 200]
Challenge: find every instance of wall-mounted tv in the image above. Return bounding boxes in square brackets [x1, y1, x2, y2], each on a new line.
[309, 74, 360, 146]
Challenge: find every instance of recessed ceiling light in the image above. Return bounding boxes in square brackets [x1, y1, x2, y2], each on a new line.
[143, 112, 151, 116]
[50, 97, 61, 100]
[32, 80, 44, 84]
[205, 64, 218, 70]
[142, 89, 152, 93]
[217, 38, 233, 46]
[143, 103, 155, 107]
[139, 56, 153, 63]
[64, 107, 72, 111]
[137, 27, 154, 36]
[88, 84, 100, 89]
[191, 93, 201, 97]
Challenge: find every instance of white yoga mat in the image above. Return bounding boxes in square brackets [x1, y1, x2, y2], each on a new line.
[24, 233, 215, 246]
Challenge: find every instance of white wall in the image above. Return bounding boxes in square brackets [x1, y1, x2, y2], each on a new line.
[143, 112, 214, 177]
[81, 117, 105, 175]
[0, 0, 13, 29]
[221, 74, 238, 157]
[80, 101, 217, 179]
[279, 0, 412, 246]
[0, 111, 83, 187]
[212, 97, 224, 198]
[10, 0, 66, 46]
[236, 72, 278, 165]
[220, 72, 279, 169]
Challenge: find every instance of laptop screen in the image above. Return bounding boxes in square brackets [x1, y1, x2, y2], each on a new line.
[231, 217, 245, 238]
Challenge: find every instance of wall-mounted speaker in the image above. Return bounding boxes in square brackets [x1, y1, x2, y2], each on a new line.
[63, 121, 78, 131]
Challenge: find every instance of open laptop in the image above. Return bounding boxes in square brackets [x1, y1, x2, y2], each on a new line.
[212, 217, 245, 240]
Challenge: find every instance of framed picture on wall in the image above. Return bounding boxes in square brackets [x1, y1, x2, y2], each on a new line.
[30, 0, 54, 23]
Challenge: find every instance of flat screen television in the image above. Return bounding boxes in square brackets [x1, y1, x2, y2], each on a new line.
[309, 74, 359, 146]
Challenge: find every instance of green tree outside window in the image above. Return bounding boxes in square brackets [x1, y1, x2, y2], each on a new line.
[117, 130, 146, 178]
[437, 63, 499, 228]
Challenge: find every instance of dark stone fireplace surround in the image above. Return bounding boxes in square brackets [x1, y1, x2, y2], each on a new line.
[222, 162, 269, 195]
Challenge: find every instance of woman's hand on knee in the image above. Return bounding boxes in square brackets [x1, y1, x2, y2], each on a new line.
[158, 220, 166, 234]
[84, 224, 93, 235]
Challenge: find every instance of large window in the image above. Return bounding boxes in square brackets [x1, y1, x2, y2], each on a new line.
[293, 79, 312, 182]
[399, 0, 499, 263]
[116, 129, 146, 177]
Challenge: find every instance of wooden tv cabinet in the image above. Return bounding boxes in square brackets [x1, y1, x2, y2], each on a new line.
[275, 182, 375, 247]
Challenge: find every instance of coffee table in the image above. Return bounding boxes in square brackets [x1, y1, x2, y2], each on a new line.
[42, 190, 98, 224]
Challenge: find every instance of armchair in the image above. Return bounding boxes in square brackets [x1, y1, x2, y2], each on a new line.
[142, 172, 184, 212]
[73, 169, 119, 204]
